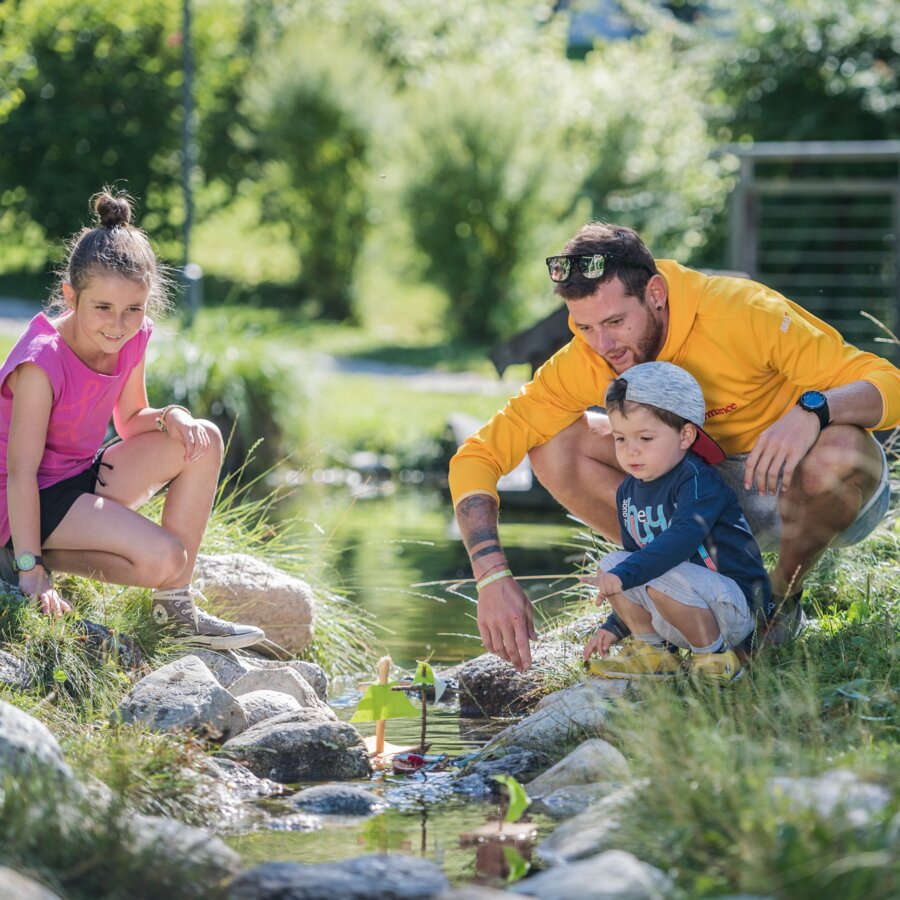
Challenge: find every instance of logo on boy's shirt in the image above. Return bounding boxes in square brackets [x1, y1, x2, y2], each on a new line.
[623, 499, 669, 546]
[705, 402, 736, 420]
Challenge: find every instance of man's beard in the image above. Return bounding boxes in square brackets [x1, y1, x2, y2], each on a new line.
[634, 314, 665, 365]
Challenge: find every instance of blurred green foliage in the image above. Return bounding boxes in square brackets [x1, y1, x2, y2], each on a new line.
[0, 0, 896, 335]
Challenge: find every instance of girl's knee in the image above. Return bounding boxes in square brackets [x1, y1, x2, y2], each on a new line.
[142, 535, 188, 587]
[197, 419, 224, 462]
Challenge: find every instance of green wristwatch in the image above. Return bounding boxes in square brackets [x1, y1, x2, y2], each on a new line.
[14, 551, 44, 573]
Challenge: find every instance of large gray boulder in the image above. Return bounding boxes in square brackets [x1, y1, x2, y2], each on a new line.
[0, 649, 30, 690]
[221, 708, 371, 783]
[235, 690, 305, 730]
[510, 849, 672, 899]
[113, 656, 246, 739]
[227, 855, 449, 899]
[481, 681, 616, 760]
[229, 666, 325, 711]
[531, 783, 610, 820]
[0, 868, 63, 900]
[457, 642, 576, 717]
[526, 738, 629, 798]
[247, 658, 328, 702]
[0, 698, 73, 781]
[194, 553, 315, 653]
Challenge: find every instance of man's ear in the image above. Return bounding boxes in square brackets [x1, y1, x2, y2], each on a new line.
[647, 274, 667, 311]
[680, 422, 697, 450]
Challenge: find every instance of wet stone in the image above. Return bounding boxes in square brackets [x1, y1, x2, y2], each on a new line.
[290, 784, 382, 816]
[454, 747, 551, 797]
[227, 854, 450, 900]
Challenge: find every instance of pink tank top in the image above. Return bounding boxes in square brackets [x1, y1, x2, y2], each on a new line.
[0, 312, 153, 544]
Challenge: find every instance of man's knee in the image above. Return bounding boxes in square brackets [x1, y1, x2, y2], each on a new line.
[796, 427, 879, 499]
[528, 413, 617, 495]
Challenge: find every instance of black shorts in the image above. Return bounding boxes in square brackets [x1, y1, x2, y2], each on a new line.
[5, 450, 110, 548]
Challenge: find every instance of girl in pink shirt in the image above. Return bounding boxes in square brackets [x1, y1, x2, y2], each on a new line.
[0, 190, 263, 650]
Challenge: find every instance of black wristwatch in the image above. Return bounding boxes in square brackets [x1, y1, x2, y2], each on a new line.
[14, 551, 44, 573]
[797, 390, 830, 431]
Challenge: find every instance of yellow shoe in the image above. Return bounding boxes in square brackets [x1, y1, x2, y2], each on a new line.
[587, 641, 685, 679]
[690, 649, 743, 684]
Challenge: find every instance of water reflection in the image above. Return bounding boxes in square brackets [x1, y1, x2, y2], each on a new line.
[280, 482, 582, 669]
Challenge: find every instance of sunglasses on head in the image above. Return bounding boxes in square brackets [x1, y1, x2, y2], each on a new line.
[545, 253, 615, 283]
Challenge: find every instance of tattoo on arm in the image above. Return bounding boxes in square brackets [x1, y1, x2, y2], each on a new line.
[471, 544, 503, 562]
[456, 495, 500, 555]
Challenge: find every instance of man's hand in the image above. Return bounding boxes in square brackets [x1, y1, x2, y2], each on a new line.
[476, 576, 537, 672]
[579, 571, 623, 601]
[744, 407, 820, 496]
[583, 627, 617, 661]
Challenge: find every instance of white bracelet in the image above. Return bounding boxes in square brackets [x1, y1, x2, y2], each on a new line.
[476, 568, 513, 593]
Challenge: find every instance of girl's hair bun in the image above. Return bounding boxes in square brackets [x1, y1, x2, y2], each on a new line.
[93, 190, 133, 229]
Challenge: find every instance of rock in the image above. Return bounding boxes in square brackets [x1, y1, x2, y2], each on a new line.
[510, 849, 672, 899]
[227, 855, 449, 900]
[526, 738, 629, 797]
[458, 642, 576, 717]
[455, 748, 551, 796]
[0, 649, 30, 690]
[112, 656, 246, 739]
[202, 757, 284, 799]
[75, 618, 142, 670]
[0, 698, 73, 781]
[236, 690, 304, 729]
[221, 708, 371, 783]
[290, 784, 382, 816]
[769, 769, 891, 828]
[535, 679, 630, 711]
[541, 614, 604, 643]
[434, 889, 509, 900]
[129, 813, 241, 885]
[194, 553, 315, 653]
[179, 649, 255, 689]
[537, 783, 641, 866]
[247, 659, 327, 702]
[481, 682, 615, 760]
[182, 649, 329, 702]
[530, 783, 610, 820]
[229, 667, 325, 711]
[0, 867, 63, 899]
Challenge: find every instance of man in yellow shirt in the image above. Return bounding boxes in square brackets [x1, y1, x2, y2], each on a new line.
[450, 222, 899, 672]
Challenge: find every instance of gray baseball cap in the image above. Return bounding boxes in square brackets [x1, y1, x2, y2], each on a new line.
[606, 361, 725, 465]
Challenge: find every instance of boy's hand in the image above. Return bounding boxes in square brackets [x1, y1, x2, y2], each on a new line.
[579, 571, 623, 603]
[583, 627, 617, 661]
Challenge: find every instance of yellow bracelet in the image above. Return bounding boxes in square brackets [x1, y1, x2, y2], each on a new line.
[476, 568, 513, 593]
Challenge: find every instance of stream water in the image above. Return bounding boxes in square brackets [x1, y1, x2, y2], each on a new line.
[223, 482, 587, 887]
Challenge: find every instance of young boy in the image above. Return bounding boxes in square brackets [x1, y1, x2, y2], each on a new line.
[582, 361, 771, 682]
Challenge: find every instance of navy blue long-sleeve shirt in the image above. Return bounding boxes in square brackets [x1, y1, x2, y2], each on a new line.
[608, 453, 771, 615]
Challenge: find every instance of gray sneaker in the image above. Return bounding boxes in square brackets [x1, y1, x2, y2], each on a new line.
[151, 586, 265, 650]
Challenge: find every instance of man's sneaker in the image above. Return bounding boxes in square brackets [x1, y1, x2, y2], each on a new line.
[690, 649, 743, 683]
[587, 640, 684, 679]
[151, 586, 265, 650]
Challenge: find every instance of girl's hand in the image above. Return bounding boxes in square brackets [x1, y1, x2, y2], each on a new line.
[163, 408, 210, 463]
[579, 571, 624, 603]
[19, 568, 70, 617]
[583, 627, 617, 661]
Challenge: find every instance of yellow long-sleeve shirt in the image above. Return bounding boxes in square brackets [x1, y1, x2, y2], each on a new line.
[449, 260, 900, 506]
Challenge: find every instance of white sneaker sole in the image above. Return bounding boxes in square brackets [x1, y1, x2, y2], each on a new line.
[173, 630, 265, 650]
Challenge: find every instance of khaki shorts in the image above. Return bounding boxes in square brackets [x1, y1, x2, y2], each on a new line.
[600, 550, 754, 651]
[717, 435, 891, 554]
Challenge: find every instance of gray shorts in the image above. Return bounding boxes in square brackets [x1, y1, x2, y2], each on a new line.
[717, 435, 891, 554]
[600, 550, 754, 651]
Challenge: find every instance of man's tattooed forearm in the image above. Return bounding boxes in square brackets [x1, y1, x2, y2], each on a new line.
[456, 495, 500, 552]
